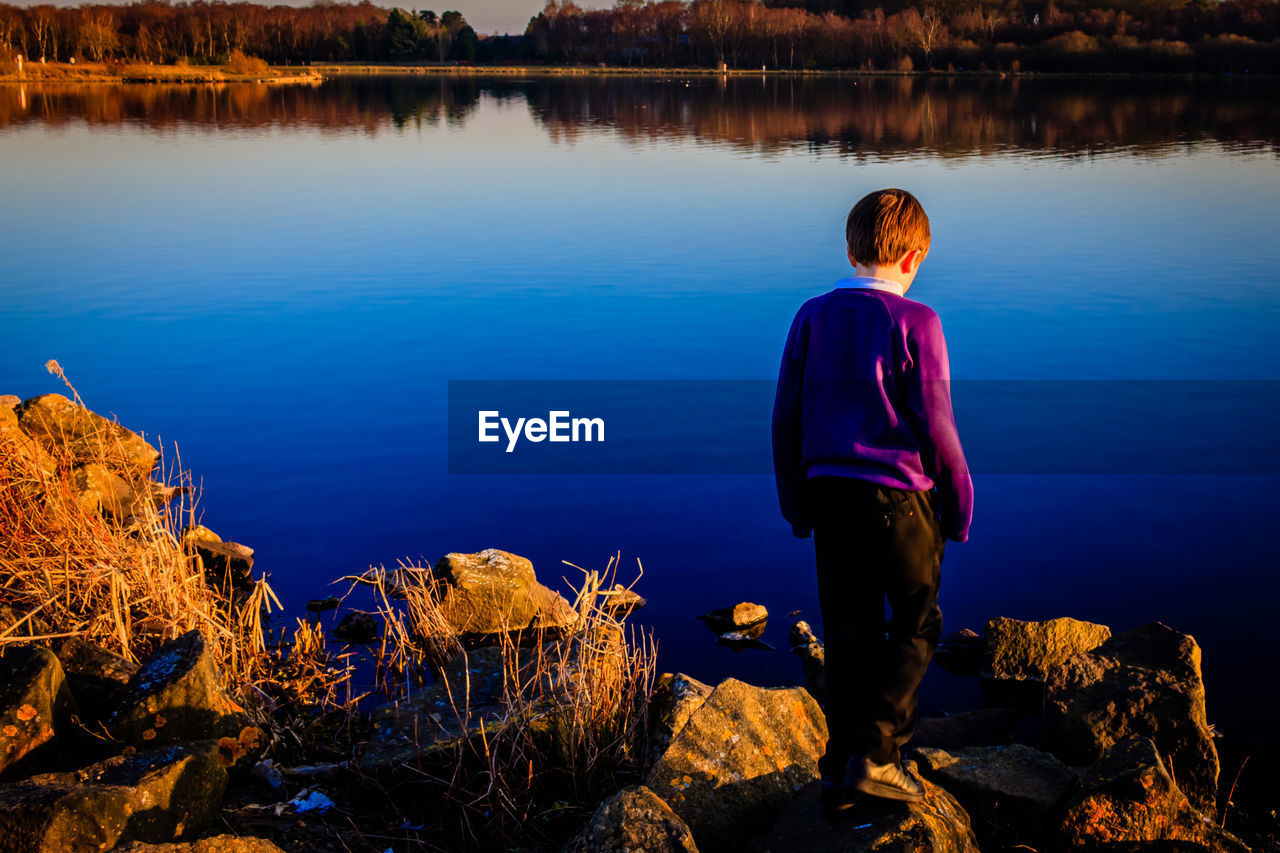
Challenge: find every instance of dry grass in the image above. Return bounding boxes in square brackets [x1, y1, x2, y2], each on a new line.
[1, 365, 656, 849]
[0, 362, 280, 696]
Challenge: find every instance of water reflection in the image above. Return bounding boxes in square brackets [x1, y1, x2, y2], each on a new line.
[2, 75, 1277, 159]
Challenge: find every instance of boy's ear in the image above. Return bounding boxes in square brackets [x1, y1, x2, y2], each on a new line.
[847, 246, 858, 268]
[899, 248, 927, 274]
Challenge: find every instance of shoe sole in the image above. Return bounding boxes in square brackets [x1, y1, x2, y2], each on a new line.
[850, 777, 925, 804]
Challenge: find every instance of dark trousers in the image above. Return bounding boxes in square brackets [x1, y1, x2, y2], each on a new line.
[809, 476, 945, 778]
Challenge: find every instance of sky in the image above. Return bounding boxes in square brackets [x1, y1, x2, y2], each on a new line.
[32, 0, 607, 37]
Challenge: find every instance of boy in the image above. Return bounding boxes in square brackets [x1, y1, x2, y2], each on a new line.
[771, 188, 972, 810]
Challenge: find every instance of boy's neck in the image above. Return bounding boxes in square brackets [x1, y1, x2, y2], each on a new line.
[853, 263, 913, 293]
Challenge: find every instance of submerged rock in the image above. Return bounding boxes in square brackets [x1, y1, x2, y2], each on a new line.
[1058, 736, 1248, 851]
[914, 743, 1079, 848]
[934, 628, 984, 677]
[0, 741, 227, 852]
[697, 603, 767, 634]
[434, 549, 579, 636]
[306, 596, 340, 613]
[0, 645, 74, 777]
[1044, 622, 1220, 813]
[564, 784, 699, 852]
[107, 630, 247, 749]
[788, 620, 825, 705]
[748, 772, 980, 853]
[332, 611, 378, 644]
[645, 678, 826, 852]
[716, 626, 774, 652]
[16, 393, 159, 479]
[912, 708, 1017, 752]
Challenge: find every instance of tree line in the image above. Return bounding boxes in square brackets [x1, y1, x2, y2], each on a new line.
[0, 0, 1277, 72]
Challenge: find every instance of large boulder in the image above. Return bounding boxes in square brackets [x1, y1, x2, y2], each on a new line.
[0, 645, 75, 777]
[748, 772, 980, 853]
[53, 639, 139, 725]
[16, 394, 158, 480]
[107, 630, 248, 748]
[1044, 622, 1219, 813]
[648, 673, 714, 766]
[644, 678, 827, 852]
[564, 784, 699, 853]
[0, 741, 228, 852]
[434, 550, 579, 636]
[1058, 737, 1248, 851]
[912, 708, 1017, 752]
[913, 743, 1079, 848]
[981, 616, 1111, 710]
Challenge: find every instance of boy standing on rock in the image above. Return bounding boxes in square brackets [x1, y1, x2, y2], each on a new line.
[771, 188, 972, 810]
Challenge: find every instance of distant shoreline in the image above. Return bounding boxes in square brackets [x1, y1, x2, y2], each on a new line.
[0, 61, 1273, 84]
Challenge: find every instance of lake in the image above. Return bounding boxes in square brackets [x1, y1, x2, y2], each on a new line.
[1, 74, 1277, 796]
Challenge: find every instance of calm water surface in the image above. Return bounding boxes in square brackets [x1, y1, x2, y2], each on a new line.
[2, 76, 1278, 787]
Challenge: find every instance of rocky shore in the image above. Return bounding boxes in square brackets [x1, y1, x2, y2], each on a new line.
[0, 389, 1274, 851]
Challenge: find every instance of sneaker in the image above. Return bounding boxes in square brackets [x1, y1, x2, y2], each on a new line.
[819, 779, 860, 818]
[843, 756, 925, 804]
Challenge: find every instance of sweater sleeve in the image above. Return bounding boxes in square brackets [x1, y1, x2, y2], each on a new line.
[905, 311, 973, 543]
[771, 310, 812, 538]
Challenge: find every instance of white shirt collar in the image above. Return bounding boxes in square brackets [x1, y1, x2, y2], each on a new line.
[834, 275, 905, 297]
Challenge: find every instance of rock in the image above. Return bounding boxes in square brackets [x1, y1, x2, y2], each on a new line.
[747, 772, 980, 853]
[564, 784, 699, 852]
[913, 743, 1079, 847]
[697, 603, 768, 634]
[0, 394, 19, 409]
[981, 616, 1111, 711]
[359, 646, 510, 772]
[108, 630, 247, 748]
[912, 708, 1017, 752]
[0, 404, 57, 477]
[52, 639, 138, 725]
[788, 620, 825, 705]
[118, 836, 286, 852]
[716, 631, 774, 652]
[600, 584, 647, 616]
[982, 616, 1111, 682]
[332, 611, 378, 644]
[644, 678, 827, 852]
[70, 462, 137, 518]
[0, 741, 228, 852]
[434, 549, 579, 636]
[179, 526, 221, 547]
[306, 597, 340, 613]
[16, 394, 159, 479]
[934, 628, 984, 677]
[1044, 622, 1220, 813]
[648, 673, 714, 766]
[0, 645, 75, 777]
[1058, 737, 1249, 851]
[190, 540, 255, 594]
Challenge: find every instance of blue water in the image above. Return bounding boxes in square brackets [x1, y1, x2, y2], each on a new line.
[1, 77, 1278, 785]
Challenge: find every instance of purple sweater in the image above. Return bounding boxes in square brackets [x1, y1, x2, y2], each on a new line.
[771, 276, 973, 542]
